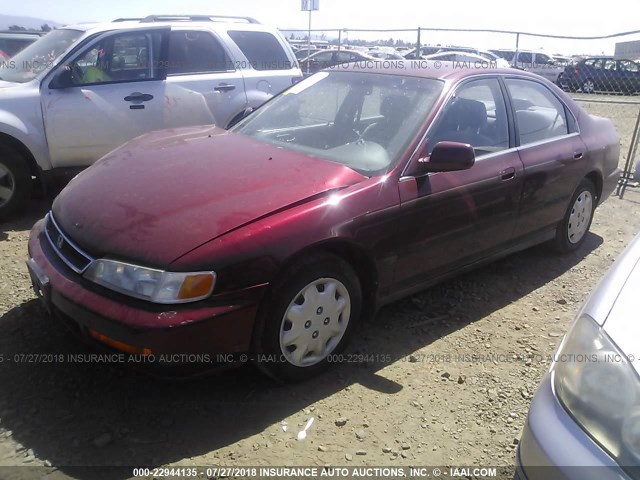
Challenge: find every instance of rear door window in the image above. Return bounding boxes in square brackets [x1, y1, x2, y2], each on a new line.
[517, 52, 533, 64]
[168, 31, 231, 74]
[228, 30, 292, 70]
[619, 60, 640, 73]
[505, 78, 569, 145]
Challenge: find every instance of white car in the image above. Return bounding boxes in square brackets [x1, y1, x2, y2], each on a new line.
[0, 15, 301, 218]
[490, 49, 565, 83]
[424, 51, 511, 69]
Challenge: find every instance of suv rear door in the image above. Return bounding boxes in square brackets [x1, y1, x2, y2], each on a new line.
[164, 28, 245, 129]
[225, 29, 301, 120]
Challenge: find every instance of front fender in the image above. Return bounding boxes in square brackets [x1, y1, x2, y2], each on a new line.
[0, 110, 51, 171]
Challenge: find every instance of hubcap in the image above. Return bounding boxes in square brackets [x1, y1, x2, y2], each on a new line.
[583, 81, 594, 93]
[0, 163, 15, 207]
[279, 278, 351, 367]
[567, 190, 593, 244]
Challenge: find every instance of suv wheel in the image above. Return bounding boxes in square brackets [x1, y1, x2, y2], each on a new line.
[0, 145, 32, 220]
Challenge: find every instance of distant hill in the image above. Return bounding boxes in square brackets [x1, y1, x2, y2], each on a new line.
[0, 14, 62, 31]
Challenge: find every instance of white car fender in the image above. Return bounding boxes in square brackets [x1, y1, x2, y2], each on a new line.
[0, 109, 52, 171]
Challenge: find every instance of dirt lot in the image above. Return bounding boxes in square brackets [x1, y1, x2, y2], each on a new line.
[0, 98, 639, 480]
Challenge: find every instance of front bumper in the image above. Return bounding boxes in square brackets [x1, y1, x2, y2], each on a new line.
[27, 219, 268, 364]
[516, 373, 629, 480]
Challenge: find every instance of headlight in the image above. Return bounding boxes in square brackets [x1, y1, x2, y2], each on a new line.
[84, 259, 215, 304]
[554, 314, 640, 466]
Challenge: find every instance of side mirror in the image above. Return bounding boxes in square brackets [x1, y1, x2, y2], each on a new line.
[49, 65, 75, 89]
[226, 106, 254, 129]
[409, 141, 475, 176]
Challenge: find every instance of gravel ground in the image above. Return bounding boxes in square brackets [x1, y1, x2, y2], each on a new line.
[1, 98, 640, 480]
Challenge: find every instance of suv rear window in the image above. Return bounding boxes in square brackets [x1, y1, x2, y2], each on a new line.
[227, 30, 292, 70]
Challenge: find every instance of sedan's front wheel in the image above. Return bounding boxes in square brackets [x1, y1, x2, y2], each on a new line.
[253, 254, 362, 382]
[553, 178, 596, 253]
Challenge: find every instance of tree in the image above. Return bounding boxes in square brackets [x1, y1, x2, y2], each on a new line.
[290, 32, 295, 40]
[41, 24, 52, 32]
[8, 25, 27, 31]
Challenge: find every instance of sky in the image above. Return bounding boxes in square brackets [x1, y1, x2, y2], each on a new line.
[5, 0, 640, 55]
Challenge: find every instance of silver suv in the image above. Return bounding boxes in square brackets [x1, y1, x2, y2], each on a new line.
[490, 49, 564, 84]
[0, 15, 301, 218]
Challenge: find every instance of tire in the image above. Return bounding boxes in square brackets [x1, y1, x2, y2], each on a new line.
[252, 253, 362, 383]
[553, 178, 596, 253]
[582, 79, 595, 94]
[0, 144, 32, 221]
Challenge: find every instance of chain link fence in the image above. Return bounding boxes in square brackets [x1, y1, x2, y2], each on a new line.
[283, 26, 640, 198]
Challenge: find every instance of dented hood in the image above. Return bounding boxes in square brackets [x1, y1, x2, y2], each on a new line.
[52, 126, 365, 268]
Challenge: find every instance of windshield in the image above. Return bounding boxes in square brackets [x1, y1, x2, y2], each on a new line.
[0, 29, 84, 83]
[231, 71, 443, 175]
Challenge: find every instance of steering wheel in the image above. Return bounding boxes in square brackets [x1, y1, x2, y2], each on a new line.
[70, 63, 83, 84]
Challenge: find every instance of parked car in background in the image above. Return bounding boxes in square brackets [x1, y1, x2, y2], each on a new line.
[0, 15, 301, 219]
[369, 49, 404, 60]
[299, 49, 374, 75]
[489, 49, 564, 83]
[559, 56, 640, 94]
[424, 51, 510, 68]
[0, 30, 44, 58]
[27, 64, 620, 382]
[294, 47, 321, 61]
[402, 45, 443, 59]
[517, 233, 640, 480]
[552, 54, 572, 66]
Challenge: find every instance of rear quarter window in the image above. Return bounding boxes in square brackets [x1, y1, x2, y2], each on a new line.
[228, 30, 293, 71]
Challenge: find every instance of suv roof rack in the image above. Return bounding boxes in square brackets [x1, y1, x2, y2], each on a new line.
[113, 15, 260, 24]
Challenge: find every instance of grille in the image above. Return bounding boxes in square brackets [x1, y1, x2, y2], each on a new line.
[44, 212, 94, 274]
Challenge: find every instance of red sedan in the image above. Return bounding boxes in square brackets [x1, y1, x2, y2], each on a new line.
[27, 63, 621, 381]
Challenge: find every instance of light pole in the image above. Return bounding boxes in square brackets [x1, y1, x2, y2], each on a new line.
[301, 0, 319, 75]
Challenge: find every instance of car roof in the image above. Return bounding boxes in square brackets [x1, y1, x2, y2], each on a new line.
[0, 30, 44, 37]
[62, 16, 273, 34]
[335, 60, 542, 82]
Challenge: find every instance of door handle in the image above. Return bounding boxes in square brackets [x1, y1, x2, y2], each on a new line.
[214, 83, 236, 92]
[500, 167, 516, 181]
[124, 93, 154, 102]
[573, 152, 584, 160]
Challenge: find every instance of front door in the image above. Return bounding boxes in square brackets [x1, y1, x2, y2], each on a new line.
[43, 28, 168, 168]
[391, 77, 524, 292]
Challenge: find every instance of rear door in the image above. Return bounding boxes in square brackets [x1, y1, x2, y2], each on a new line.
[164, 28, 245, 129]
[504, 77, 586, 240]
[43, 27, 168, 168]
[226, 29, 301, 109]
[532, 53, 561, 83]
[599, 58, 618, 92]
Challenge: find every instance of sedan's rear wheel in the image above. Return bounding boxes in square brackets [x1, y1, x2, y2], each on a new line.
[253, 253, 362, 382]
[553, 178, 596, 253]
